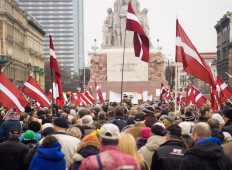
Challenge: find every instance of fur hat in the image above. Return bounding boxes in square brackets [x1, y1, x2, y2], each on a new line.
[151, 125, 165, 136]
[178, 122, 191, 136]
[82, 135, 100, 144]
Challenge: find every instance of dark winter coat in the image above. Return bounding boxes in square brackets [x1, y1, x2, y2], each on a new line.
[222, 121, 232, 136]
[0, 120, 21, 142]
[29, 141, 66, 170]
[0, 137, 28, 170]
[151, 140, 187, 170]
[211, 128, 225, 143]
[136, 137, 148, 150]
[179, 137, 232, 170]
[68, 141, 101, 170]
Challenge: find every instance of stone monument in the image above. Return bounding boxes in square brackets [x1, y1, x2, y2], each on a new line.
[88, 0, 167, 101]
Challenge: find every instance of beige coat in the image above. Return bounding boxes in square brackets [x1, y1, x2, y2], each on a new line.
[138, 135, 166, 167]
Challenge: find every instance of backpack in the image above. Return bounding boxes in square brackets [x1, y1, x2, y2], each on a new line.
[111, 119, 126, 132]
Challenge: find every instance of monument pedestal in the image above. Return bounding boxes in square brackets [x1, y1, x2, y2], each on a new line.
[88, 49, 167, 101]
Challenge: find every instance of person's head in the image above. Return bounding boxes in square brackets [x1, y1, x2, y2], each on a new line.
[53, 117, 69, 132]
[203, 107, 212, 115]
[45, 109, 52, 118]
[82, 135, 100, 144]
[41, 127, 54, 137]
[134, 113, 146, 124]
[98, 111, 106, 121]
[114, 106, 124, 117]
[28, 116, 38, 123]
[60, 113, 68, 121]
[207, 118, 220, 129]
[168, 112, 176, 119]
[178, 122, 191, 136]
[20, 112, 30, 123]
[67, 127, 82, 139]
[107, 7, 112, 14]
[223, 109, 232, 124]
[63, 108, 70, 114]
[151, 124, 165, 136]
[141, 127, 151, 138]
[0, 110, 5, 117]
[166, 124, 182, 140]
[37, 110, 45, 119]
[184, 111, 195, 122]
[82, 115, 93, 127]
[24, 130, 35, 140]
[163, 116, 175, 129]
[127, 117, 135, 125]
[9, 126, 21, 138]
[25, 106, 32, 114]
[184, 106, 193, 113]
[42, 135, 58, 145]
[192, 122, 211, 142]
[102, 105, 108, 113]
[100, 124, 120, 146]
[28, 121, 41, 132]
[212, 113, 225, 128]
[78, 108, 89, 118]
[118, 133, 146, 167]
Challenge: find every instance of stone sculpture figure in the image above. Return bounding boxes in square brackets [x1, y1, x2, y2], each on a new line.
[149, 53, 165, 80]
[91, 55, 107, 81]
[103, 8, 114, 46]
[113, 4, 121, 46]
[141, 8, 149, 36]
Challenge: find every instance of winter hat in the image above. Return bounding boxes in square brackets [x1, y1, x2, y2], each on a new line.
[94, 107, 100, 114]
[145, 116, 157, 128]
[159, 115, 167, 122]
[212, 113, 225, 126]
[166, 124, 182, 137]
[178, 122, 191, 136]
[10, 126, 20, 135]
[24, 130, 35, 139]
[134, 113, 145, 122]
[7, 107, 19, 121]
[184, 111, 195, 122]
[25, 106, 32, 113]
[82, 115, 93, 127]
[163, 116, 175, 126]
[53, 117, 69, 129]
[223, 109, 232, 120]
[67, 127, 82, 139]
[128, 110, 138, 117]
[223, 132, 232, 141]
[154, 122, 165, 129]
[41, 127, 54, 137]
[37, 110, 45, 117]
[151, 125, 165, 136]
[100, 124, 120, 139]
[141, 127, 151, 138]
[42, 123, 53, 131]
[143, 107, 155, 114]
[82, 135, 100, 144]
[127, 117, 135, 125]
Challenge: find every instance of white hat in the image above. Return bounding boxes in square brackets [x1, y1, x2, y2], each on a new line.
[178, 122, 191, 135]
[223, 132, 232, 141]
[42, 123, 53, 131]
[82, 115, 93, 127]
[100, 124, 120, 139]
[153, 122, 165, 129]
[212, 113, 225, 126]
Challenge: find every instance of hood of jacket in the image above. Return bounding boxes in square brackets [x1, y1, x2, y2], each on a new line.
[187, 137, 223, 161]
[37, 141, 65, 161]
[145, 135, 166, 151]
[136, 137, 148, 146]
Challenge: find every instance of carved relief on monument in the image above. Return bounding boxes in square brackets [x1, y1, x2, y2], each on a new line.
[149, 52, 165, 81]
[90, 53, 107, 82]
[102, 0, 152, 49]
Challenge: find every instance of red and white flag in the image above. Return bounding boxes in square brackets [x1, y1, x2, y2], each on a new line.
[160, 83, 166, 101]
[126, 1, 149, 62]
[49, 35, 64, 102]
[165, 90, 172, 103]
[217, 75, 232, 103]
[0, 72, 30, 114]
[21, 76, 50, 107]
[94, 78, 105, 105]
[195, 88, 207, 109]
[177, 93, 185, 108]
[47, 88, 52, 100]
[186, 85, 191, 105]
[72, 91, 82, 105]
[176, 20, 216, 89]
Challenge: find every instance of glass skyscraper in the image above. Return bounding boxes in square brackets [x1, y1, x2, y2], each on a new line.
[18, 0, 84, 91]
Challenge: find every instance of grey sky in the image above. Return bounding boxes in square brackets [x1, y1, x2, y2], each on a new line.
[84, 0, 232, 64]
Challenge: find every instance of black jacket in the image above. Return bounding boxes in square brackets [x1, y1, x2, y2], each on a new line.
[151, 140, 187, 170]
[0, 137, 28, 170]
[222, 121, 232, 136]
[179, 138, 232, 170]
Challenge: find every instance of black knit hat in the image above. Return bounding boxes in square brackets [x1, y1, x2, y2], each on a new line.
[151, 125, 165, 136]
[143, 107, 155, 114]
[166, 124, 181, 137]
[53, 117, 69, 129]
[184, 111, 195, 122]
[223, 109, 232, 120]
[135, 113, 145, 122]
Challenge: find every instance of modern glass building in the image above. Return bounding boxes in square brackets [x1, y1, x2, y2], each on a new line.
[17, 0, 84, 91]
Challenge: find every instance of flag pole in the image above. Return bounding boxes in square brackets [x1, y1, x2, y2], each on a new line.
[51, 68, 54, 115]
[121, 29, 127, 105]
[175, 14, 178, 114]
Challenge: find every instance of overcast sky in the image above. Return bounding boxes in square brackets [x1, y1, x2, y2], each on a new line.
[84, 0, 232, 65]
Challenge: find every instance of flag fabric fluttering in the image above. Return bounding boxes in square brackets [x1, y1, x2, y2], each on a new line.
[49, 35, 64, 102]
[0, 72, 30, 114]
[72, 91, 82, 105]
[176, 19, 216, 89]
[21, 76, 50, 107]
[217, 75, 232, 103]
[165, 90, 172, 103]
[186, 85, 191, 105]
[126, 1, 149, 62]
[177, 93, 185, 108]
[94, 78, 106, 105]
[194, 87, 207, 109]
[47, 88, 52, 100]
[160, 83, 166, 101]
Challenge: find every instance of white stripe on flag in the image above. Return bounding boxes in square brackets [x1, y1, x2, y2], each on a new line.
[96, 85, 100, 91]
[50, 49, 56, 59]
[220, 82, 227, 91]
[137, 33, 143, 59]
[83, 94, 93, 104]
[188, 88, 191, 96]
[176, 37, 206, 69]
[195, 93, 202, 102]
[24, 82, 51, 105]
[80, 97, 87, 105]
[0, 83, 24, 112]
[87, 91, 94, 100]
[127, 12, 140, 23]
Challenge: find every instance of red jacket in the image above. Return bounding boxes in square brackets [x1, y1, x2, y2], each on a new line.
[79, 145, 140, 170]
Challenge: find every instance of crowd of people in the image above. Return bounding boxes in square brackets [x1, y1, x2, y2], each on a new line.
[0, 100, 232, 170]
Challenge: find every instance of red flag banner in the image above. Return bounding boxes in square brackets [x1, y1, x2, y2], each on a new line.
[21, 76, 50, 107]
[0, 72, 30, 114]
[94, 79, 106, 105]
[176, 20, 216, 89]
[47, 88, 52, 100]
[126, 1, 149, 62]
[165, 90, 172, 103]
[217, 75, 232, 103]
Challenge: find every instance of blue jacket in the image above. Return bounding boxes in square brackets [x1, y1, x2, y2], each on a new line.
[29, 141, 66, 170]
[0, 120, 21, 142]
